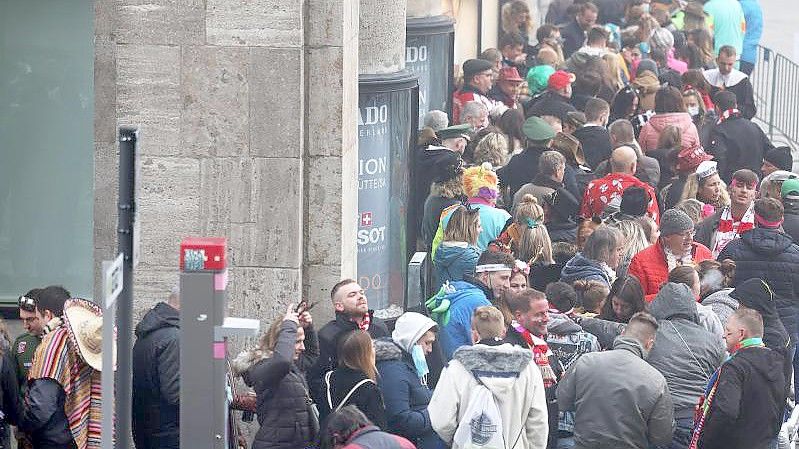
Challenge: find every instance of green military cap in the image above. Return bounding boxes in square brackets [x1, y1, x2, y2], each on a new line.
[437, 123, 472, 141]
[522, 116, 556, 142]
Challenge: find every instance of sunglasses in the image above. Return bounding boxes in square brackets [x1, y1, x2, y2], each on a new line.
[18, 295, 36, 312]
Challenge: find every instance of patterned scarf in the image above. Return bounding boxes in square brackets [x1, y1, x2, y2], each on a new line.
[28, 325, 103, 449]
[511, 321, 557, 387]
[717, 108, 741, 125]
[712, 205, 755, 257]
[689, 338, 764, 449]
[355, 314, 371, 331]
[663, 244, 695, 272]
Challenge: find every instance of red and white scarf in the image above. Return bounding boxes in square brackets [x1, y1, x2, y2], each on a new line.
[712, 205, 755, 257]
[511, 321, 557, 387]
[717, 108, 741, 125]
[355, 313, 371, 331]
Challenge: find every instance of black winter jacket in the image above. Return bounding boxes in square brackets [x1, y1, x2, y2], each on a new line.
[307, 312, 389, 404]
[707, 115, 772, 182]
[241, 321, 319, 449]
[782, 197, 799, 244]
[497, 145, 548, 199]
[698, 346, 786, 449]
[572, 126, 612, 170]
[21, 378, 73, 449]
[718, 228, 799, 342]
[525, 91, 577, 123]
[131, 302, 180, 449]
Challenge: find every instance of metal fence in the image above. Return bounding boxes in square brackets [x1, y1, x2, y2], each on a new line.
[751, 45, 799, 149]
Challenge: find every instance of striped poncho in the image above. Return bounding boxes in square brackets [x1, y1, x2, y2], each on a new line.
[28, 325, 103, 449]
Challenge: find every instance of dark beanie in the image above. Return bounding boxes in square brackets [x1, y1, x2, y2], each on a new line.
[620, 186, 649, 217]
[764, 146, 793, 172]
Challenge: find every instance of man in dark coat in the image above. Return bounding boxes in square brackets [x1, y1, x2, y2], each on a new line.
[559, 2, 598, 58]
[696, 308, 786, 449]
[307, 279, 389, 404]
[525, 70, 577, 123]
[703, 46, 757, 120]
[498, 116, 556, 198]
[706, 90, 773, 183]
[719, 198, 799, 347]
[572, 98, 612, 170]
[132, 290, 181, 449]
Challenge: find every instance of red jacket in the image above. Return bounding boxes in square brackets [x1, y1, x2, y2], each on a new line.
[628, 241, 713, 301]
[580, 172, 660, 223]
[451, 85, 496, 124]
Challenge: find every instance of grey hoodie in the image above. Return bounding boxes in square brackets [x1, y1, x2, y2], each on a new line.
[647, 283, 726, 417]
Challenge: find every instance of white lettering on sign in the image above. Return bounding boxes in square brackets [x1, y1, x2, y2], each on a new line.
[359, 157, 387, 175]
[358, 105, 389, 126]
[406, 45, 429, 63]
[357, 226, 386, 245]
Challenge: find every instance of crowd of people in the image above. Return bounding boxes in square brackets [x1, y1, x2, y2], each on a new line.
[1, 0, 795, 448]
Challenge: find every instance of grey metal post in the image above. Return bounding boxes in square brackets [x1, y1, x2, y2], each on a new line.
[116, 127, 137, 448]
[101, 253, 123, 449]
[179, 238, 259, 449]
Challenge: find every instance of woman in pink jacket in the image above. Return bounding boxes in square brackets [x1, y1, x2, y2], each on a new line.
[638, 86, 700, 153]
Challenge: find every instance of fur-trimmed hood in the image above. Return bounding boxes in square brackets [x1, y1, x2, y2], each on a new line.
[230, 347, 269, 376]
[451, 343, 533, 395]
[374, 338, 404, 362]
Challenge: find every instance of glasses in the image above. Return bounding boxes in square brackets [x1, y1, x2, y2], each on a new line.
[18, 295, 36, 312]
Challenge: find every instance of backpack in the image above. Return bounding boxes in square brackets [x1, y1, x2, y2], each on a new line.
[452, 371, 524, 449]
[324, 371, 375, 413]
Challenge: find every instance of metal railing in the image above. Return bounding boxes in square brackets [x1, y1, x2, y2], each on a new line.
[751, 45, 799, 149]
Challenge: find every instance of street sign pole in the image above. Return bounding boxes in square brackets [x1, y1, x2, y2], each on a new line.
[101, 253, 123, 449]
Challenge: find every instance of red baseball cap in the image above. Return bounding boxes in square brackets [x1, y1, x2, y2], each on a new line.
[548, 70, 576, 90]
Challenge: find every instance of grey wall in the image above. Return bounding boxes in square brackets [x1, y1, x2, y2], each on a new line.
[94, 0, 359, 332]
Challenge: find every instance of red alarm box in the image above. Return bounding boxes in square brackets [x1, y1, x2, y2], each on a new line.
[180, 237, 227, 271]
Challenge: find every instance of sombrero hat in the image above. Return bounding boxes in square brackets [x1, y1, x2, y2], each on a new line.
[63, 298, 116, 372]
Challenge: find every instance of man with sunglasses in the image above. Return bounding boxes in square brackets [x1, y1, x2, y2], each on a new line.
[13, 285, 69, 449]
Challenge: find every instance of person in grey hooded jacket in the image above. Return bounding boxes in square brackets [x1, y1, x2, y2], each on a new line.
[647, 282, 726, 449]
[557, 312, 674, 449]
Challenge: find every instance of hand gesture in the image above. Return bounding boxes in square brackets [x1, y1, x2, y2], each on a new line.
[284, 304, 300, 324]
[299, 310, 313, 328]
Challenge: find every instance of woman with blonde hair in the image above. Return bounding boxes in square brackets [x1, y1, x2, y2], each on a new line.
[233, 303, 319, 449]
[489, 194, 554, 265]
[501, 0, 534, 45]
[319, 330, 386, 429]
[611, 219, 650, 278]
[573, 280, 610, 316]
[472, 131, 509, 168]
[434, 205, 482, 287]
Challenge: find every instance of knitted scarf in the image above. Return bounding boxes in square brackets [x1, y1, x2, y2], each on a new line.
[28, 325, 102, 449]
[711, 205, 755, 258]
[355, 314, 371, 331]
[689, 337, 764, 449]
[511, 321, 558, 387]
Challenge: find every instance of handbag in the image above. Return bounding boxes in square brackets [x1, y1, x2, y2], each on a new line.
[324, 371, 375, 412]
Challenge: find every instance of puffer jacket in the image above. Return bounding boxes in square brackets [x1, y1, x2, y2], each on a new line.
[428, 343, 549, 449]
[319, 366, 386, 430]
[557, 336, 674, 449]
[237, 321, 320, 449]
[719, 228, 799, 342]
[783, 197, 799, 244]
[374, 339, 442, 449]
[559, 253, 613, 288]
[647, 283, 726, 418]
[433, 242, 480, 289]
[437, 279, 492, 360]
[628, 240, 713, 300]
[637, 112, 700, 153]
[132, 302, 180, 449]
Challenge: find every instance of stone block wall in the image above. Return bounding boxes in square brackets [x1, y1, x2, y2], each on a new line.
[94, 0, 359, 333]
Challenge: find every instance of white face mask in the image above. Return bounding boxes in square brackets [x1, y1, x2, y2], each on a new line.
[688, 106, 700, 117]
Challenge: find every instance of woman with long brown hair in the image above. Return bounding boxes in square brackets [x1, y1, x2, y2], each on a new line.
[319, 330, 386, 429]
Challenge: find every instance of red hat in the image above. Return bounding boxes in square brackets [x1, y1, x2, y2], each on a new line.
[548, 70, 576, 90]
[676, 143, 713, 173]
[498, 66, 524, 82]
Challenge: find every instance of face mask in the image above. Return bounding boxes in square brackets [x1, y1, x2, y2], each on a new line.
[411, 344, 429, 380]
[688, 106, 700, 117]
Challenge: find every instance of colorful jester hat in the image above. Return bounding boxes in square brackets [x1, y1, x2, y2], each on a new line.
[462, 162, 499, 201]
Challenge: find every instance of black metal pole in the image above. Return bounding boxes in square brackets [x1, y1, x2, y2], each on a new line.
[477, 0, 484, 55]
[116, 126, 137, 448]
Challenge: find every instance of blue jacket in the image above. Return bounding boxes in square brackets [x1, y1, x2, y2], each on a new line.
[739, 0, 763, 63]
[439, 280, 491, 360]
[433, 243, 480, 290]
[374, 339, 444, 449]
[559, 253, 613, 288]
